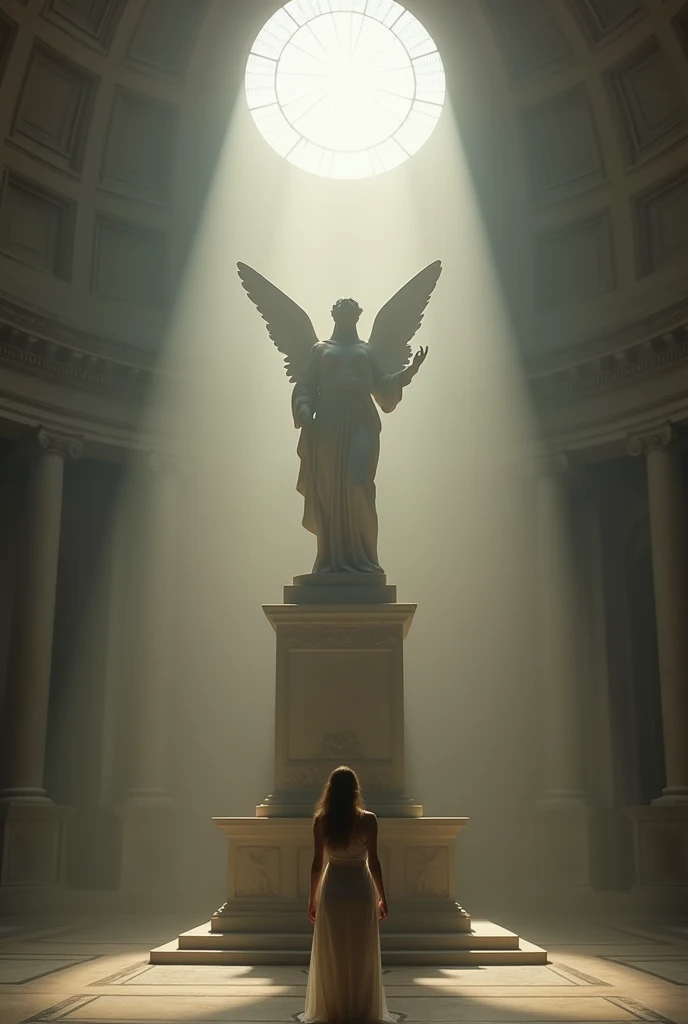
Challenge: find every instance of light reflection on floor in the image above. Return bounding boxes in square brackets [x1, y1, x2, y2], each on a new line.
[0, 914, 686, 1024]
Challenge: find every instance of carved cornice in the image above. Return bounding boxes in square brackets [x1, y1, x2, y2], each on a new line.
[0, 323, 152, 399]
[2, 285, 688, 416]
[0, 292, 159, 366]
[530, 323, 688, 402]
[628, 423, 674, 457]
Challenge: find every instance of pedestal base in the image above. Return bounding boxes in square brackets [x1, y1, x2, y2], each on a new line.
[213, 816, 470, 928]
[151, 816, 547, 966]
[151, 919, 547, 967]
[0, 797, 72, 887]
[285, 573, 396, 605]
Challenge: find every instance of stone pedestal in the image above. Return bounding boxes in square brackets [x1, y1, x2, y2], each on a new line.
[153, 579, 547, 965]
[210, 816, 470, 939]
[257, 602, 420, 818]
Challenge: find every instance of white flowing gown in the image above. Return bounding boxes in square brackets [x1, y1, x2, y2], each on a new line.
[303, 837, 394, 1023]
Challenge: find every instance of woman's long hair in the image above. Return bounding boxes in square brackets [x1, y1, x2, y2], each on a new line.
[315, 766, 364, 847]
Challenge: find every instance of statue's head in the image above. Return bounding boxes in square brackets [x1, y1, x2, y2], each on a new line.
[331, 297, 362, 329]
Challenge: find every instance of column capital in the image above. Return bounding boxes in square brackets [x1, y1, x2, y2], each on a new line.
[36, 427, 83, 461]
[628, 423, 674, 457]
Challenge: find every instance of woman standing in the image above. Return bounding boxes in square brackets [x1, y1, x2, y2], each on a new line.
[303, 766, 394, 1023]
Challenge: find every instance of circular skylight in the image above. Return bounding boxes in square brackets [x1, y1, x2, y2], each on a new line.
[245, 1, 446, 180]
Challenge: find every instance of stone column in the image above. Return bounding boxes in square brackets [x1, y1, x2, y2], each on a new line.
[536, 454, 586, 806]
[629, 426, 688, 803]
[116, 452, 179, 893]
[627, 426, 688, 899]
[534, 453, 590, 893]
[0, 428, 82, 888]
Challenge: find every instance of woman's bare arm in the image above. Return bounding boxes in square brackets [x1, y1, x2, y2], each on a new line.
[365, 812, 388, 919]
[308, 817, 325, 923]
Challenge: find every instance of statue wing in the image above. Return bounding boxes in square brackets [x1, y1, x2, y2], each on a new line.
[237, 262, 319, 383]
[368, 261, 442, 375]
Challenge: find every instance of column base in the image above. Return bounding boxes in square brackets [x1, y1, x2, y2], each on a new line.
[652, 788, 688, 805]
[0, 796, 72, 887]
[628, 803, 688, 890]
[115, 796, 176, 891]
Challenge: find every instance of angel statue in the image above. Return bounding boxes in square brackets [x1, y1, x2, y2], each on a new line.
[237, 261, 442, 576]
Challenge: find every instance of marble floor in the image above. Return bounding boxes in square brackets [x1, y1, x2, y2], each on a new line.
[1, 912, 687, 1024]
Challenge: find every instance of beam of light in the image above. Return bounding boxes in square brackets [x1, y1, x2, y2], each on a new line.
[245, 1, 445, 179]
[110, 1, 577, 911]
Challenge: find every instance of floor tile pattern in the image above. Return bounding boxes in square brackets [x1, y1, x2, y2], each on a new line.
[0, 913, 686, 1024]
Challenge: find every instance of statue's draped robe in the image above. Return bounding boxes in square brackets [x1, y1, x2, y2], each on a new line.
[292, 340, 404, 574]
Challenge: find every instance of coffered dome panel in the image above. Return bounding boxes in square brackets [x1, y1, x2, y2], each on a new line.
[0, 0, 685, 450]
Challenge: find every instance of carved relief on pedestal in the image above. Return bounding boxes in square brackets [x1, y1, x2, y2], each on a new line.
[405, 846, 449, 897]
[286, 650, 393, 763]
[235, 846, 280, 897]
[283, 765, 325, 788]
[283, 759, 395, 792]
[362, 765, 393, 789]
[281, 627, 398, 650]
[317, 730, 361, 759]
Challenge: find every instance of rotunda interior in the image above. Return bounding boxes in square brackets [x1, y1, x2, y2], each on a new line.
[0, 0, 687, 952]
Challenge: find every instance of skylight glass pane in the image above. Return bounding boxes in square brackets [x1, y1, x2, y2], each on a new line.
[246, 2, 445, 179]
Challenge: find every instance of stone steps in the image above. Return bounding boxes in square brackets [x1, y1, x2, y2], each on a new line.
[150, 919, 548, 967]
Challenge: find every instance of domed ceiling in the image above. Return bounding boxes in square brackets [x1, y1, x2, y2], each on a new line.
[0, 0, 686, 447]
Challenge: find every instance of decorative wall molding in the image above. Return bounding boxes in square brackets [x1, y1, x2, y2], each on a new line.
[0, 293, 159, 365]
[281, 627, 398, 649]
[40, 0, 126, 54]
[566, 0, 645, 47]
[10, 42, 97, 175]
[100, 87, 177, 205]
[123, 0, 209, 79]
[530, 321, 688, 401]
[634, 170, 688, 276]
[91, 215, 168, 307]
[0, 170, 75, 280]
[521, 85, 606, 202]
[606, 38, 688, 165]
[534, 209, 616, 308]
[0, 321, 150, 399]
[483, 0, 572, 78]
